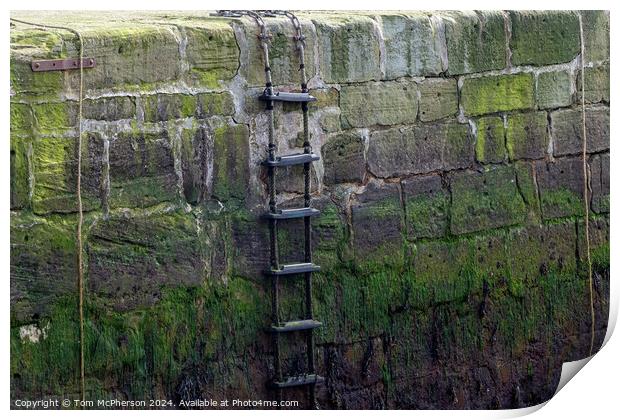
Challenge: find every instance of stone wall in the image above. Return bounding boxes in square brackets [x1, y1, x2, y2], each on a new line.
[10, 11, 609, 409]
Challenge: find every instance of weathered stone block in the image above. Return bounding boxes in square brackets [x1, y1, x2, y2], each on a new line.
[10, 102, 34, 136]
[340, 81, 418, 128]
[179, 125, 207, 204]
[31, 135, 102, 214]
[322, 131, 366, 184]
[318, 110, 342, 133]
[239, 17, 315, 87]
[550, 106, 609, 156]
[450, 166, 527, 235]
[314, 16, 381, 83]
[535, 157, 585, 220]
[461, 73, 535, 116]
[590, 153, 609, 214]
[184, 22, 239, 88]
[309, 87, 340, 109]
[507, 221, 577, 284]
[444, 11, 507, 75]
[212, 123, 250, 202]
[108, 131, 178, 209]
[274, 164, 319, 194]
[10, 136, 30, 210]
[368, 121, 473, 178]
[31, 102, 78, 134]
[379, 13, 446, 78]
[505, 111, 548, 160]
[142, 94, 197, 122]
[351, 181, 403, 260]
[402, 175, 448, 240]
[88, 210, 205, 311]
[514, 161, 541, 223]
[418, 78, 458, 122]
[230, 212, 270, 280]
[77, 26, 182, 90]
[11, 213, 77, 322]
[581, 11, 610, 63]
[475, 116, 505, 164]
[10, 29, 65, 97]
[577, 65, 609, 104]
[536, 70, 573, 109]
[83, 96, 135, 121]
[509, 11, 580, 66]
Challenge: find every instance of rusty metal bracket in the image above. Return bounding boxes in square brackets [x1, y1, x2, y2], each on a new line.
[31, 58, 95, 72]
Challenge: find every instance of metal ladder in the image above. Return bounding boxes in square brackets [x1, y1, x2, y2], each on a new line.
[218, 10, 324, 407]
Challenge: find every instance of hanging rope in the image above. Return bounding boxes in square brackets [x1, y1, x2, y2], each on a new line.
[577, 14, 595, 356]
[10, 17, 86, 401]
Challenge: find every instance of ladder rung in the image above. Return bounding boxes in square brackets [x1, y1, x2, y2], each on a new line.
[268, 319, 322, 333]
[262, 153, 320, 167]
[270, 374, 325, 389]
[265, 263, 320, 276]
[259, 91, 317, 103]
[262, 207, 320, 220]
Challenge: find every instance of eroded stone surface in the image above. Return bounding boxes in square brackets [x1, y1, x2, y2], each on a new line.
[461, 73, 535, 116]
[510, 11, 580, 66]
[550, 106, 609, 156]
[450, 166, 527, 235]
[340, 81, 417, 128]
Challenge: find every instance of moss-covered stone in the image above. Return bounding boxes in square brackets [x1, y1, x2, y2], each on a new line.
[83, 96, 135, 121]
[10, 212, 77, 323]
[314, 15, 381, 83]
[77, 26, 182, 90]
[142, 94, 197, 123]
[402, 175, 448, 240]
[211, 123, 250, 202]
[444, 11, 507, 75]
[536, 70, 573, 109]
[32, 102, 78, 135]
[475, 116, 505, 164]
[197, 92, 235, 117]
[322, 131, 366, 185]
[580, 10, 610, 63]
[505, 111, 548, 160]
[589, 153, 609, 214]
[184, 23, 239, 88]
[340, 81, 418, 128]
[10, 28, 65, 98]
[461, 73, 535, 116]
[108, 130, 178, 209]
[351, 181, 404, 261]
[450, 166, 527, 235]
[11, 276, 268, 400]
[535, 157, 585, 220]
[178, 125, 206, 204]
[514, 161, 541, 223]
[309, 87, 339, 109]
[31, 135, 102, 215]
[577, 64, 609, 104]
[379, 13, 446, 78]
[88, 209, 206, 310]
[10, 136, 31, 210]
[509, 11, 580, 66]
[10, 102, 34, 136]
[418, 78, 458, 122]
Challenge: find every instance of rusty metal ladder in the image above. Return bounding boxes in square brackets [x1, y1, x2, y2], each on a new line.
[215, 10, 324, 407]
